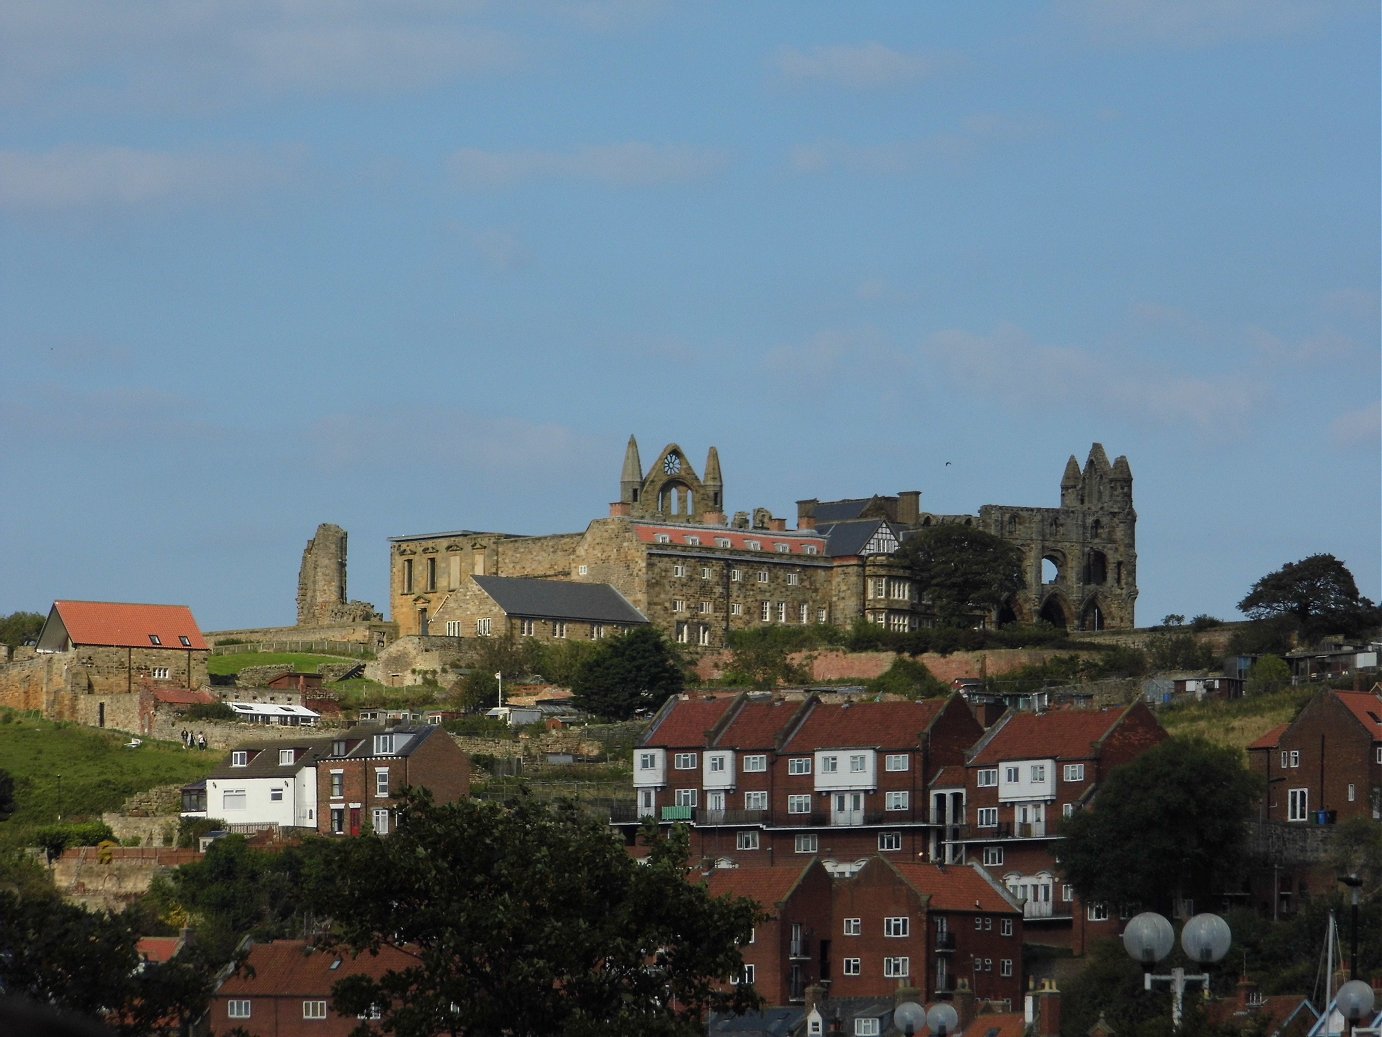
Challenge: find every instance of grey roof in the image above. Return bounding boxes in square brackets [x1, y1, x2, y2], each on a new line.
[318, 723, 445, 761]
[206, 739, 334, 780]
[473, 575, 649, 625]
[817, 518, 897, 558]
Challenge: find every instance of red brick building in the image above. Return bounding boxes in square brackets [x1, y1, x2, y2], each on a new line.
[210, 940, 415, 1036]
[957, 701, 1168, 953]
[314, 723, 470, 837]
[1246, 688, 1382, 825]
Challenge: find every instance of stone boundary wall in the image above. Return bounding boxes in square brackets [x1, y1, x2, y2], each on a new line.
[53, 846, 202, 913]
[693, 647, 1091, 685]
[208, 620, 397, 650]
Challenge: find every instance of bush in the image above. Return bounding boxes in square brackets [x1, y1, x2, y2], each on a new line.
[184, 702, 236, 722]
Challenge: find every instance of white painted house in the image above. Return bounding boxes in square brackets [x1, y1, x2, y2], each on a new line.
[182, 737, 329, 830]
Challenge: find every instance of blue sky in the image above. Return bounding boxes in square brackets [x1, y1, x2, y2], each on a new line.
[1, 1, 1377, 633]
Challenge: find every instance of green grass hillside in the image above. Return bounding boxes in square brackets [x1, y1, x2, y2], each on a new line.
[0, 710, 216, 850]
[206, 651, 365, 677]
[1155, 686, 1314, 753]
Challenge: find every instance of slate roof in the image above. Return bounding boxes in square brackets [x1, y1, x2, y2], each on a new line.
[967, 706, 1131, 766]
[781, 699, 947, 753]
[811, 497, 884, 523]
[215, 940, 415, 998]
[473, 575, 648, 625]
[207, 738, 333, 779]
[38, 600, 208, 651]
[815, 518, 896, 558]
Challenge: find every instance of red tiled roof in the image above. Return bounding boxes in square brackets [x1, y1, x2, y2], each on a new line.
[50, 600, 208, 651]
[781, 699, 947, 752]
[216, 940, 414, 998]
[715, 699, 800, 749]
[968, 706, 1128, 766]
[889, 862, 1018, 914]
[153, 688, 217, 706]
[931, 765, 965, 788]
[631, 523, 827, 555]
[704, 862, 814, 906]
[136, 935, 185, 964]
[1334, 691, 1382, 738]
[648, 695, 738, 746]
[1246, 723, 1289, 751]
[956, 1013, 1026, 1037]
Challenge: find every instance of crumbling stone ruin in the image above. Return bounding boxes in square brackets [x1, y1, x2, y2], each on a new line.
[297, 523, 380, 626]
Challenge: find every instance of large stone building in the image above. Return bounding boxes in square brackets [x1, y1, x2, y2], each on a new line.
[388, 437, 1137, 647]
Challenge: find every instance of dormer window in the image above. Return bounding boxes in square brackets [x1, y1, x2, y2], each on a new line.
[374, 734, 395, 755]
[231, 751, 248, 767]
[655, 534, 671, 544]
[148, 634, 161, 645]
[279, 749, 294, 766]
[746, 540, 761, 551]
[178, 635, 191, 647]
[716, 537, 731, 548]
[775, 543, 789, 553]
[685, 535, 700, 546]
[332, 740, 346, 756]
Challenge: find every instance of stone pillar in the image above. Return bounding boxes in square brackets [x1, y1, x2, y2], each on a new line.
[298, 523, 349, 626]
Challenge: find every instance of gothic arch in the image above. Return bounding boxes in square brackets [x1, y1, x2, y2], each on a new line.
[996, 596, 1027, 627]
[1038, 594, 1071, 629]
[1079, 597, 1105, 632]
[1041, 549, 1066, 585]
[1084, 549, 1108, 585]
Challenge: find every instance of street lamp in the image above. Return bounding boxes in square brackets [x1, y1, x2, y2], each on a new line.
[1122, 911, 1232, 1030]
[894, 1000, 960, 1036]
[1336, 979, 1378, 1035]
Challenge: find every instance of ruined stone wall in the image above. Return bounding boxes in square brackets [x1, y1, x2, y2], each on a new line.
[298, 523, 349, 625]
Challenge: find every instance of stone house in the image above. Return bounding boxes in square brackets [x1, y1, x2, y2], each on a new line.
[0, 600, 210, 732]
[387, 437, 1139, 651]
[429, 573, 648, 643]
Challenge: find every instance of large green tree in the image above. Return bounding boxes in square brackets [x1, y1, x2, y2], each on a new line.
[0, 610, 43, 649]
[894, 523, 1025, 628]
[570, 626, 686, 720]
[311, 791, 762, 1037]
[1238, 553, 1381, 642]
[1055, 737, 1260, 915]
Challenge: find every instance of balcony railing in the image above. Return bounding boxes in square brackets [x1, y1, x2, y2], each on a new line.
[956, 820, 1054, 841]
[935, 931, 956, 953]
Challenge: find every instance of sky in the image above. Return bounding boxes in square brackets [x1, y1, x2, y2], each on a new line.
[1, 1, 1377, 634]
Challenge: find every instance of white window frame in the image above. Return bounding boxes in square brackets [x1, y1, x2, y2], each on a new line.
[552, 621, 567, 638]
[1002, 917, 1014, 936]
[821, 755, 838, 773]
[375, 768, 389, 797]
[878, 831, 902, 851]
[303, 1000, 327, 1019]
[1001, 958, 1014, 977]
[1288, 787, 1309, 822]
[475, 618, 492, 636]
[736, 830, 759, 850]
[849, 754, 867, 772]
[855, 1019, 880, 1037]
[674, 788, 698, 807]
[228, 1000, 251, 1019]
[977, 768, 998, 787]
[151, 666, 170, 680]
[983, 846, 1004, 866]
[279, 749, 294, 766]
[231, 751, 248, 767]
[1063, 763, 1085, 782]
[788, 757, 812, 775]
[788, 794, 812, 814]
[977, 807, 998, 827]
[742, 754, 767, 772]
[885, 753, 909, 771]
[372, 808, 390, 835]
[1005, 765, 1020, 783]
[884, 957, 910, 979]
[885, 791, 909, 811]
[639, 752, 657, 770]
[1087, 902, 1109, 922]
[744, 791, 768, 811]
[757, 570, 769, 583]
[674, 753, 697, 769]
[843, 917, 861, 936]
[795, 833, 818, 853]
[843, 957, 861, 976]
[709, 755, 726, 772]
[884, 916, 910, 938]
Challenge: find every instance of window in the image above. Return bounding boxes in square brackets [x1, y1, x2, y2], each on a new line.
[685, 536, 700, 546]
[279, 749, 294, 766]
[757, 570, 769, 583]
[821, 755, 838, 773]
[1087, 902, 1109, 922]
[375, 769, 389, 797]
[674, 788, 698, 807]
[1062, 802, 1075, 818]
[303, 1000, 327, 1019]
[777, 601, 787, 622]
[1031, 764, 1046, 781]
[425, 557, 436, 591]
[1288, 787, 1309, 822]
[1063, 763, 1085, 782]
[795, 833, 818, 853]
[884, 957, 910, 978]
[885, 754, 908, 772]
[1349, 783, 1357, 802]
[674, 753, 696, 769]
[884, 916, 910, 937]
[878, 831, 902, 851]
[639, 752, 657, 770]
[1001, 958, 1014, 977]
[698, 600, 711, 613]
[673, 564, 686, 578]
[730, 568, 742, 582]
[760, 601, 771, 621]
[475, 618, 492, 636]
[331, 808, 345, 834]
[709, 755, 726, 772]
[977, 768, 998, 787]
[590, 624, 606, 640]
[520, 618, 535, 637]
[231, 751, 248, 767]
[736, 831, 759, 850]
[1001, 918, 1014, 936]
[577, 564, 588, 575]
[744, 791, 768, 811]
[330, 771, 344, 797]
[445, 620, 462, 637]
[788, 757, 812, 775]
[148, 634, 162, 645]
[978, 807, 998, 827]
[747, 540, 761, 551]
[701, 566, 711, 579]
[788, 794, 812, 814]
[855, 1020, 880, 1037]
[843, 918, 862, 936]
[805, 544, 818, 555]
[673, 599, 686, 613]
[800, 603, 809, 624]
[222, 790, 246, 810]
[717, 537, 731, 548]
[270, 788, 283, 802]
[675, 622, 689, 644]
[850, 754, 867, 772]
[788, 572, 800, 585]
[983, 846, 1004, 866]
[740, 964, 755, 985]
[885, 791, 909, 811]
[228, 1000, 251, 1019]
[775, 543, 790, 553]
[731, 603, 743, 615]
[374, 734, 394, 754]
[178, 635, 191, 646]
[552, 621, 567, 638]
[1004, 765, 1020, 783]
[655, 534, 671, 544]
[742, 754, 767, 772]
[843, 957, 861, 976]
[151, 667, 170, 679]
[1063, 884, 1074, 903]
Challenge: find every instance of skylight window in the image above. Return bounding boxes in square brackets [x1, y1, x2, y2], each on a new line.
[148, 634, 161, 645]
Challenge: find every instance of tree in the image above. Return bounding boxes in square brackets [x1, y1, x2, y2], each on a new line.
[311, 791, 762, 1037]
[894, 524, 1025, 628]
[1238, 553, 1381, 642]
[1056, 737, 1260, 915]
[0, 610, 43, 649]
[570, 626, 686, 720]
[0, 769, 14, 822]
[1244, 655, 1291, 696]
[867, 655, 948, 699]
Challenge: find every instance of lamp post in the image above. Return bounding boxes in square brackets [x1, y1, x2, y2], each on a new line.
[494, 671, 503, 709]
[1341, 874, 1363, 980]
[894, 1001, 960, 1036]
[1122, 911, 1232, 1030]
[1336, 979, 1378, 1036]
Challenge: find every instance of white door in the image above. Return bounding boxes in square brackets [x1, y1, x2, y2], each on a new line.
[831, 792, 864, 826]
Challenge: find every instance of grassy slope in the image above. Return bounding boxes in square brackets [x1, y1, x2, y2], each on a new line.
[0, 710, 216, 849]
[1155, 686, 1314, 753]
[206, 651, 365, 677]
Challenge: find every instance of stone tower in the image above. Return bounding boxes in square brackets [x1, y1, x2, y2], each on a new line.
[617, 436, 725, 524]
[979, 443, 1137, 630]
[297, 523, 350, 626]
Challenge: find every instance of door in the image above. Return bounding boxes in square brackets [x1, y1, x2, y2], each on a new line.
[349, 808, 362, 836]
[831, 792, 864, 826]
[706, 790, 726, 820]
[1017, 802, 1046, 837]
[417, 608, 429, 636]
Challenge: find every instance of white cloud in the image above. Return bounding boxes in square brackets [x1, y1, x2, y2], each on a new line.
[771, 43, 955, 89]
[789, 113, 1050, 175]
[0, 145, 301, 210]
[0, 1, 516, 112]
[1329, 402, 1381, 450]
[448, 142, 728, 188]
[1059, 0, 1327, 48]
